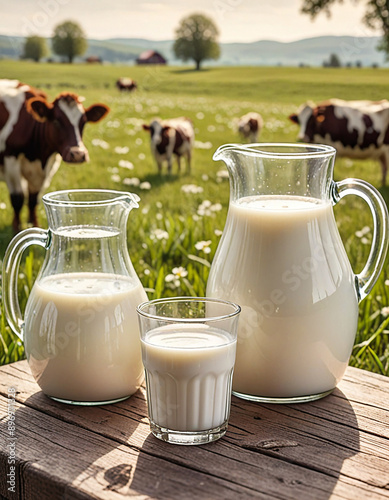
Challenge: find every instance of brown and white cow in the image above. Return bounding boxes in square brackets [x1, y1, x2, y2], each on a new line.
[0, 80, 110, 231]
[142, 117, 195, 174]
[238, 112, 264, 143]
[116, 78, 137, 92]
[289, 99, 389, 185]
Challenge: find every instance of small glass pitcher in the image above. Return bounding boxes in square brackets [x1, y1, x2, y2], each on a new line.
[2, 189, 148, 405]
[207, 143, 389, 403]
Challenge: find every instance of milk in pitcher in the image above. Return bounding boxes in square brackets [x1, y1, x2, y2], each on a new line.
[24, 272, 147, 403]
[207, 195, 359, 399]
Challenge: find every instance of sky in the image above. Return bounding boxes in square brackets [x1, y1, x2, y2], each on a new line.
[0, 0, 376, 43]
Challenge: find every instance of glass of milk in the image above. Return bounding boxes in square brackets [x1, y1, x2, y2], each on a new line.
[137, 297, 241, 445]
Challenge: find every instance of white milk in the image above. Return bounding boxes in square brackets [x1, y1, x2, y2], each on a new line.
[24, 272, 147, 402]
[207, 195, 359, 399]
[141, 324, 236, 431]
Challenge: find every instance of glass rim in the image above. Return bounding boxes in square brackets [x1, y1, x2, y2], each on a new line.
[136, 296, 241, 323]
[213, 142, 336, 161]
[42, 189, 140, 208]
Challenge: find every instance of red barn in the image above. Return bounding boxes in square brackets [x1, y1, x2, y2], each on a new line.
[136, 50, 167, 65]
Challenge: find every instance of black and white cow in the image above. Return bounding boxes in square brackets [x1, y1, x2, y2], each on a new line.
[289, 99, 389, 185]
[142, 117, 195, 174]
[238, 112, 264, 143]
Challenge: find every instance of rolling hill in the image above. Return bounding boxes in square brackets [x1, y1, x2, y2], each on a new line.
[0, 34, 385, 67]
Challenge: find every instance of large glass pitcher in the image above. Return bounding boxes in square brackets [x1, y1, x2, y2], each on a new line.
[2, 189, 148, 405]
[207, 144, 388, 403]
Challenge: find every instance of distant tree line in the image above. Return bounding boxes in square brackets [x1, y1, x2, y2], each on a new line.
[23, 20, 87, 63]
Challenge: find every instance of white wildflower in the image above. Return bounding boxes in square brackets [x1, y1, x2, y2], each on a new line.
[194, 140, 213, 150]
[361, 237, 369, 245]
[138, 153, 146, 160]
[202, 174, 209, 181]
[207, 125, 216, 132]
[165, 266, 188, 287]
[197, 200, 221, 217]
[118, 160, 134, 170]
[123, 177, 140, 186]
[216, 169, 229, 180]
[111, 174, 121, 183]
[114, 146, 129, 154]
[135, 138, 143, 146]
[196, 112, 204, 119]
[150, 229, 169, 241]
[195, 240, 212, 254]
[91, 138, 109, 149]
[210, 203, 222, 212]
[172, 266, 188, 278]
[181, 184, 204, 194]
[140, 181, 151, 190]
[156, 201, 163, 209]
[0, 202, 6, 209]
[214, 229, 223, 237]
[106, 120, 120, 128]
[385, 280, 389, 287]
[381, 306, 389, 317]
[355, 226, 371, 238]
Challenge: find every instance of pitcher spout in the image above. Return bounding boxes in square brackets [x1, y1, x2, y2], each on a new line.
[213, 143, 242, 163]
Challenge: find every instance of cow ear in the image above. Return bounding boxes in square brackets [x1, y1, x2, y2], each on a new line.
[85, 104, 110, 123]
[289, 114, 299, 124]
[26, 97, 53, 123]
[142, 124, 151, 131]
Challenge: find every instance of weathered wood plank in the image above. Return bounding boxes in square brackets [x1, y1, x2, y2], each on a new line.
[0, 396, 268, 500]
[1, 361, 388, 500]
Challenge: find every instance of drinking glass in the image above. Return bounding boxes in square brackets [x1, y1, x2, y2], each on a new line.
[137, 297, 241, 445]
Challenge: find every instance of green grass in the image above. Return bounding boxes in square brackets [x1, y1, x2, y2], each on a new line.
[1, 60, 389, 375]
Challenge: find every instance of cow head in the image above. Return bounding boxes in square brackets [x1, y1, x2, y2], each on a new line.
[26, 92, 110, 163]
[142, 119, 170, 146]
[289, 102, 316, 142]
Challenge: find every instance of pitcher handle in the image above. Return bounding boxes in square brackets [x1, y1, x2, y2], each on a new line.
[2, 228, 50, 340]
[333, 179, 389, 302]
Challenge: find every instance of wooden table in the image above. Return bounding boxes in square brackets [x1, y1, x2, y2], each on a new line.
[0, 361, 388, 500]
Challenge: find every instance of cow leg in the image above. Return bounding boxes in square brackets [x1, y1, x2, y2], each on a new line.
[167, 157, 173, 175]
[10, 193, 24, 232]
[4, 156, 24, 232]
[186, 151, 191, 174]
[176, 155, 181, 173]
[379, 153, 388, 186]
[28, 192, 39, 226]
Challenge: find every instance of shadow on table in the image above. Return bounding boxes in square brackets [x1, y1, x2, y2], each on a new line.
[128, 388, 361, 500]
[12, 387, 148, 498]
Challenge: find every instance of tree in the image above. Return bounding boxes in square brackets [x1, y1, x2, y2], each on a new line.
[52, 20, 87, 63]
[301, 0, 389, 59]
[327, 52, 342, 66]
[173, 13, 220, 70]
[22, 36, 48, 62]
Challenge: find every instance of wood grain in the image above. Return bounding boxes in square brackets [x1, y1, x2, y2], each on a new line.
[0, 361, 388, 500]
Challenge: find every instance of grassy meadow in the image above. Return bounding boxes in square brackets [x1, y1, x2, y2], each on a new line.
[0, 60, 389, 374]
